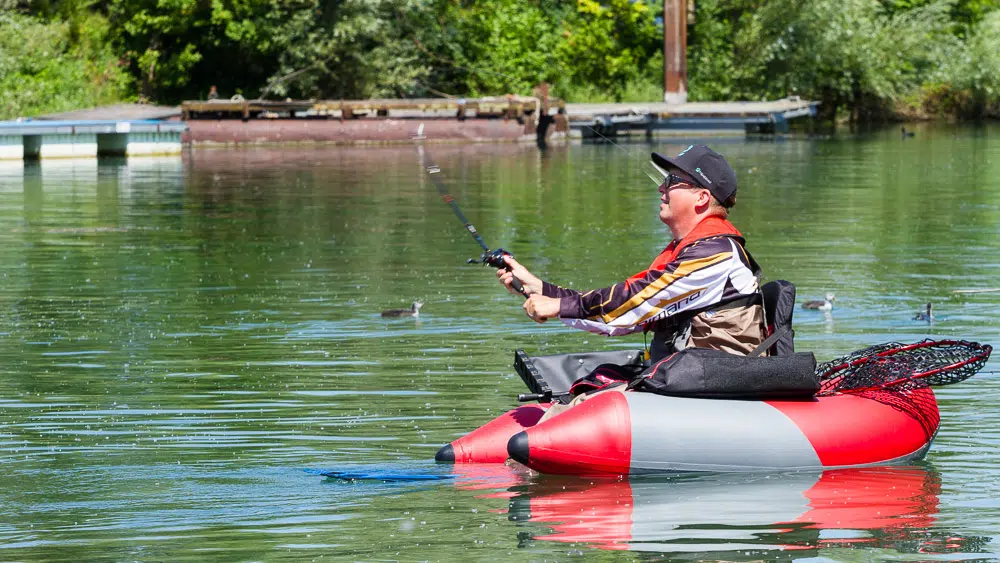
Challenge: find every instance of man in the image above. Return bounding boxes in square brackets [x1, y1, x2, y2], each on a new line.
[498, 144, 766, 366]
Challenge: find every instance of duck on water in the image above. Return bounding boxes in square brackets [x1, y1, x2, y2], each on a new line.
[381, 301, 423, 318]
[802, 293, 835, 311]
[914, 302, 934, 322]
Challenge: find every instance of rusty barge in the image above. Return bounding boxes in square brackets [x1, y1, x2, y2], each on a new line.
[180, 95, 818, 146]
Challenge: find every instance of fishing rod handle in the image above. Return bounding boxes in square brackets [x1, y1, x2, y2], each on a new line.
[517, 391, 552, 403]
[510, 277, 527, 297]
[482, 248, 528, 299]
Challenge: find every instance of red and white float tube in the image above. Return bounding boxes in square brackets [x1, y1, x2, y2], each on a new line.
[436, 388, 938, 476]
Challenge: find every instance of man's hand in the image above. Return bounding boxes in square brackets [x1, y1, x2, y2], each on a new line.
[496, 255, 543, 296]
[523, 294, 560, 324]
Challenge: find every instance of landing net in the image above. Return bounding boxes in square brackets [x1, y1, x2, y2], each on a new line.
[815, 339, 992, 439]
[816, 339, 992, 395]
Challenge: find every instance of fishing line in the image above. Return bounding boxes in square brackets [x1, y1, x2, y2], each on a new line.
[409, 49, 674, 302]
[585, 125, 670, 187]
[405, 36, 667, 188]
[417, 143, 528, 297]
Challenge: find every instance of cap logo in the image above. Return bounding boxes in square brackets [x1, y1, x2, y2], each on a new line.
[695, 166, 712, 185]
[677, 145, 694, 157]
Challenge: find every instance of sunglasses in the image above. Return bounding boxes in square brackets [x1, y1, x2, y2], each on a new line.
[660, 173, 703, 192]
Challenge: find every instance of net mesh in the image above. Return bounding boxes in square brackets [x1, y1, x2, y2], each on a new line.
[814, 339, 992, 439]
[853, 387, 941, 440]
[816, 339, 992, 395]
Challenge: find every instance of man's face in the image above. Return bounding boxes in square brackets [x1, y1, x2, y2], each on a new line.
[658, 173, 707, 227]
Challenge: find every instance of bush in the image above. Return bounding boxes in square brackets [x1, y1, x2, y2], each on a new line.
[0, 11, 132, 119]
[555, 0, 661, 102]
[929, 10, 1000, 117]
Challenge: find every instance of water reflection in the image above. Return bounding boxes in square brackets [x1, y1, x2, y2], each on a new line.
[0, 128, 998, 561]
[452, 464, 992, 559]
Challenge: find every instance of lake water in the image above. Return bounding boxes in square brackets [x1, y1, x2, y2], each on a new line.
[0, 125, 998, 561]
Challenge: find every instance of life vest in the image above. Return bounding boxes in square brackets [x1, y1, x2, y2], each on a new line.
[636, 216, 764, 360]
[626, 216, 747, 287]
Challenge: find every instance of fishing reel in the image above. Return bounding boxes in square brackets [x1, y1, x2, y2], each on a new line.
[468, 248, 527, 297]
[468, 248, 513, 269]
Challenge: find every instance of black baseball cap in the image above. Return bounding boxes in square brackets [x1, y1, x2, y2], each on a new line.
[651, 145, 737, 206]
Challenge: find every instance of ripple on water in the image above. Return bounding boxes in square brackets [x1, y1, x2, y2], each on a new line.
[2, 136, 1000, 561]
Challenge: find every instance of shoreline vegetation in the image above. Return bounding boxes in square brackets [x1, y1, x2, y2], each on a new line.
[2, 0, 998, 126]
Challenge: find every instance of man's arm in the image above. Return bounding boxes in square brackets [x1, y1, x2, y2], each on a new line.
[557, 237, 753, 336]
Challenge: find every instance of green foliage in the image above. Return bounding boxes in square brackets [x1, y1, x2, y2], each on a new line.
[880, 0, 1000, 29]
[687, 0, 741, 101]
[555, 0, 661, 101]
[255, 0, 434, 100]
[0, 10, 132, 119]
[742, 0, 954, 119]
[927, 10, 1000, 116]
[686, 0, 998, 121]
[2, 0, 999, 118]
[106, 0, 325, 100]
[437, 0, 562, 96]
[559, 49, 663, 102]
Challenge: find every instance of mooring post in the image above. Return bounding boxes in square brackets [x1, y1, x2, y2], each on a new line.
[663, 0, 688, 105]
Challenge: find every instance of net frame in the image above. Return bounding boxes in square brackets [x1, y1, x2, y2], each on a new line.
[816, 339, 992, 396]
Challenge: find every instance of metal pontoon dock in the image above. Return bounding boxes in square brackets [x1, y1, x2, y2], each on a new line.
[0, 96, 819, 157]
[178, 95, 818, 142]
[566, 98, 820, 137]
[0, 120, 187, 160]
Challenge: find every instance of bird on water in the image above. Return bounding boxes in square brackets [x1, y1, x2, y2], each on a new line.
[381, 301, 423, 318]
[802, 293, 835, 311]
[901, 126, 915, 138]
[913, 302, 934, 322]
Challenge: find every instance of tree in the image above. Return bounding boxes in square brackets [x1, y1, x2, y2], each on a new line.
[557, 0, 661, 101]
[688, 0, 957, 121]
[0, 10, 131, 119]
[106, 0, 323, 101]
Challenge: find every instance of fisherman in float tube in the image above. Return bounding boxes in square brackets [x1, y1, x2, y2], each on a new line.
[498, 145, 767, 418]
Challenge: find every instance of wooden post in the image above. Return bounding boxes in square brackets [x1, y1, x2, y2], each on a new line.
[663, 0, 688, 105]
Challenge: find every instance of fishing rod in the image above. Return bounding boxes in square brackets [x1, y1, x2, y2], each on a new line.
[418, 145, 528, 297]
[580, 122, 670, 187]
[409, 43, 665, 186]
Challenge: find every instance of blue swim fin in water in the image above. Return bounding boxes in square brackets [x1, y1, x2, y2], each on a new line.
[313, 467, 457, 482]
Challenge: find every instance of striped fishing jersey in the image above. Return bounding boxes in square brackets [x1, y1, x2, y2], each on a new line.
[542, 235, 760, 337]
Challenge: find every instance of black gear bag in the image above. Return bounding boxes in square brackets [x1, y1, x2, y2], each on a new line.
[634, 348, 819, 399]
[757, 280, 797, 356]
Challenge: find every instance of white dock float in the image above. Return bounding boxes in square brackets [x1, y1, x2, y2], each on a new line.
[0, 120, 187, 160]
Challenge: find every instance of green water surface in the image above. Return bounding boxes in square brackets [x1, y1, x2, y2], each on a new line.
[1, 125, 999, 561]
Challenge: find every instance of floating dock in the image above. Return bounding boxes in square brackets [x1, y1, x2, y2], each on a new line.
[566, 98, 820, 137]
[0, 120, 186, 160]
[179, 96, 818, 143]
[0, 96, 819, 159]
